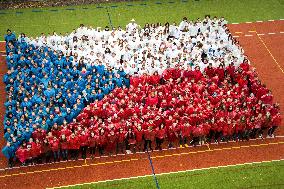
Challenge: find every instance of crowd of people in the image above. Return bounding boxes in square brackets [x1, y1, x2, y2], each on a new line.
[2, 16, 281, 168]
[0, 0, 127, 10]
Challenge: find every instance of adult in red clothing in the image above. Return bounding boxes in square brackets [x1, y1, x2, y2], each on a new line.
[204, 63, 215, 78]
[88, 132, 98, 158]
[143, 127, 156, 151]
[146, 92, 159, 107]
[179, 122, 192, 147]
[79, 131, 89, 159]
[166, 123, 179, 148]
[107, 130, 118, 155]
[49, 136, 60, 162]
[97, 129, 107, 155]
[60, 135, 69, 161]
[32, 139, 42, 163]
[125, 128, 136, 153]
[155, 124, 166, 150]
[16, 141, 29, 165]
[42, 138, 52, 163]
[116, 128, 126, 154]
[68, 133, 80, 160]
[134, 124, 144, 152]
[268, 112, 281, 138]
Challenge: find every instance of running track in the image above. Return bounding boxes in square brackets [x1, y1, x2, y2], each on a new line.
[0, 20, 283, 189]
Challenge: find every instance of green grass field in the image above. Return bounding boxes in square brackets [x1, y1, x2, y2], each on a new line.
[62, 160, 284, 189]
[0, 0, 284, 40]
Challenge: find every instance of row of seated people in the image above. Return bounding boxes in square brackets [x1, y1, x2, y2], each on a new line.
[2, 64, 281, 167]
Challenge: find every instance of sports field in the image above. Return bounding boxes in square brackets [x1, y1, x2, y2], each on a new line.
[0, 0, 284, 189]
[62, 160, 284, 189]
[0, 0, 284, 40]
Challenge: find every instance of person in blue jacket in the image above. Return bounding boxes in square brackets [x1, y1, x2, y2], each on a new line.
[5, 29, 16, 44]
[2, 142, 15, 168]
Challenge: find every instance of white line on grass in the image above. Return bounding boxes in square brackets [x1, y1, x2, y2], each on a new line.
[47, 159, 284, 189]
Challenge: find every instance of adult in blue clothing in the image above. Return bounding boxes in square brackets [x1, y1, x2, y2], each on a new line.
[4, 29, 16, 44]
[2, 142, 15, 168]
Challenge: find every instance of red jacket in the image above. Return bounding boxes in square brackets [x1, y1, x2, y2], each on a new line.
[50, 138, 60, 151]
[144, 130, 156, 141]
[68, 136, 80, 149]
[60, 138, 69, 150]
[79, 134, 89, 146]
[156, 128, 166, 139]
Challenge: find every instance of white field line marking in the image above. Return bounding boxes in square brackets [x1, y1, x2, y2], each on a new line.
[268, 20, 275, 22]
[233, 36, 239, 38]
[47, 159, 284, 189]
[231, 23, 239, 24]
[245, 34, 253, 37]
[268, 33, 276, 35]
[256, 21, 263, 22]
[246, 22, 252, 23]
[280, 32, 284, 34]
[256, 32, 284, 74]
[257, 33, 265, 36]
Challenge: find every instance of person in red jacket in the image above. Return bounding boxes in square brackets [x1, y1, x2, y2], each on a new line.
[88, 131, 97, 158]
[134, 124, 144, 152]
[116, 128, 126, 154]
[146, 92, 159, 107]
[33, 139, 42, 164]
[79, 131, 89, 159]
[42, 138, 52, 163]
[268, 112, 281, 138]
[97, 129, 107, 155]
[125, 128, 136, 153]
[49, 136, 60, 162]
[107, 130, 118, 155]
[68, 133, 80, 160]
[143, 127, 156, 151]
[60, 135, 69, 161]
[27, 138, 37, 165]
[155, 124, 166, 150]
[16, 141, 29, 166]
[179, 122, 191, 147]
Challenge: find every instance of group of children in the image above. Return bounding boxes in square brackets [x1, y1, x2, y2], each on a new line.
[2, 16, 281, 168]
